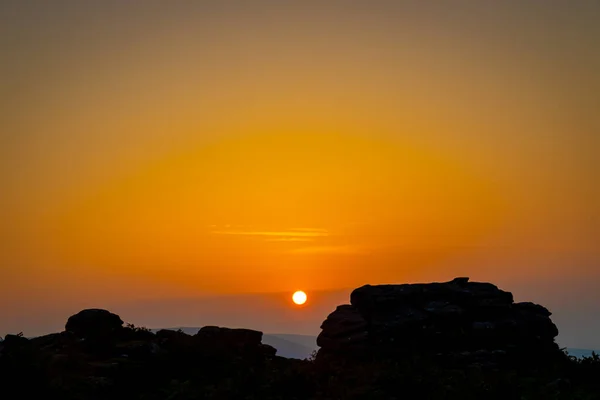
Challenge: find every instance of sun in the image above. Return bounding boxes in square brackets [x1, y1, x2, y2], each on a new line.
[292, 290, 307, 305]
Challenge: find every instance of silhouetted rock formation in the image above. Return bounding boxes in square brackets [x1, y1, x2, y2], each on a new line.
[0, 310, 283, 399]
[65, 309, 124, 339]
[197, 326, 278, 357]
[152, 326, 277, 361]
[2, 292, 599, 399]
[317, 277, 560, 367]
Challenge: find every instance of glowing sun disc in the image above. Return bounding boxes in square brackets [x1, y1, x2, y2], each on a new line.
[292, 291, 307, 305]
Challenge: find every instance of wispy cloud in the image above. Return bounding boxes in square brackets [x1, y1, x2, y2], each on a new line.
[288, 245, 367, 255]
[265, 237, 315, 242]
[211, 230, 328, 237]
[287, 228, 330, 233]
[210, 227, 329, 242]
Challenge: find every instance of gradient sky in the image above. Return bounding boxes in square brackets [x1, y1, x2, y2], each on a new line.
[1, 1, 599, 347]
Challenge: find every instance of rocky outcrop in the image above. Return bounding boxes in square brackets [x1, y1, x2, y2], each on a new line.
[196, 326, 277, 358]
[316, 305, 368, 352]
[317, 277, 560, 366]
[153, 326, 277, 360]
[196, 326, 263, 346]
[1, 310, 282, 398]
[1, 301, 599, 399]
[65, 309, 124, 339]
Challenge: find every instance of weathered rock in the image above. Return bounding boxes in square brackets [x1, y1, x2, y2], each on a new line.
[320, 305, 368, 338]
[318, 278, 560, 366]
[194, 326, 277, 358]
[65, 309, 124, 340]
[156, 329, 191, 341]
[259, 343, 278, 358]
[350, 278, 513, 318]
[116, 341, 162, 359]
[196, 326, 263, 347]
[30, 331, 78, 352]
[514, 302, 552, 317]
[2, 334, 29, 348]
[423, 301, 465, 317]
[317, 331, 369, 352]
[317, 305, 369, 351]
[0, 334, 30, 358]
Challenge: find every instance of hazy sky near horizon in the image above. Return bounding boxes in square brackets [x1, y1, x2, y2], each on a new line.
[1, 1, 599, 345]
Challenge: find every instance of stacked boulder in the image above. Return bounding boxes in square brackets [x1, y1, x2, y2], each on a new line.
[317, 278, 560, 366]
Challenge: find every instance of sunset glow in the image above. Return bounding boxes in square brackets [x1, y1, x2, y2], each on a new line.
[0, 1, 598, 348]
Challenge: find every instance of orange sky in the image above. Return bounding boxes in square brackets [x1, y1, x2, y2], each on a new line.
[1, 1, 599, 346]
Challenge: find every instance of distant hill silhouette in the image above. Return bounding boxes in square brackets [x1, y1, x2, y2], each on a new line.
[264, 334, 318, 359]
[267, 333, 317, 350]
[565, 348, 600, 359]
[262, 334, 315, 359]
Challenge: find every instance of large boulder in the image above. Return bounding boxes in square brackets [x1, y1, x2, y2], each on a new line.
[317, 278, 560, 366]
[65, 309, 124, 340]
